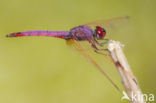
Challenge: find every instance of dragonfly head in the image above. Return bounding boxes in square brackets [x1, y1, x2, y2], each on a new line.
[94, 26, 106, 40]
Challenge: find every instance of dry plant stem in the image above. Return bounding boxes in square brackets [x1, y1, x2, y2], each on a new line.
[107, 40, 145, 103]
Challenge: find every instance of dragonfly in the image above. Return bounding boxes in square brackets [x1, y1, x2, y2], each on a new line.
[6, 16, 129, 92]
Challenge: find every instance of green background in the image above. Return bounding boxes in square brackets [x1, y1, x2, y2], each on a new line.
[0, 0, 155, 103]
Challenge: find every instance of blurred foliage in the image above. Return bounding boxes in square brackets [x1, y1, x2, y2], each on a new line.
[0, 0, 156, 103]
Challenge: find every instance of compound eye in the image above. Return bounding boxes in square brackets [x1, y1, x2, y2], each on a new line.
[95, 26, 106, 39]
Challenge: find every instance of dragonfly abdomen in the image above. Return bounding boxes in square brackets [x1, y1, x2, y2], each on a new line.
[6, 31, 70, 39]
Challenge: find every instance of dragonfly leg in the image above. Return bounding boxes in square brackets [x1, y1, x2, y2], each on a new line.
[94, 38, 109, 47]
[93, 38, 103, 47]
[104, 38, 109, 41]
[94, 50, 110, 56]
[89, 41, 110, 56]
[99, 38, 110, 46]
[99, 42, 108, 46]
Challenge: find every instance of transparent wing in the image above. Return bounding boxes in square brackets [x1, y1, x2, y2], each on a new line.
[85, 16, 130, 33]
[66, 39, 120, 91]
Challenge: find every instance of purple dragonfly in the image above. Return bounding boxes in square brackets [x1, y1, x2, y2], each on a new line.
[6, 16, 129, 91]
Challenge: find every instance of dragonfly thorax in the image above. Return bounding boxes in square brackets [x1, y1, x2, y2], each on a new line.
[69, 25, 93, 41]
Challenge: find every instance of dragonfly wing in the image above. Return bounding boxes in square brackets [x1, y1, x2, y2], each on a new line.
[85, 16, 129, 33]
[66, 39, 120, 91]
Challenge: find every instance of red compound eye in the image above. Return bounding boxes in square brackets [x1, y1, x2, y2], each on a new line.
[95, 26, 106, 39]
